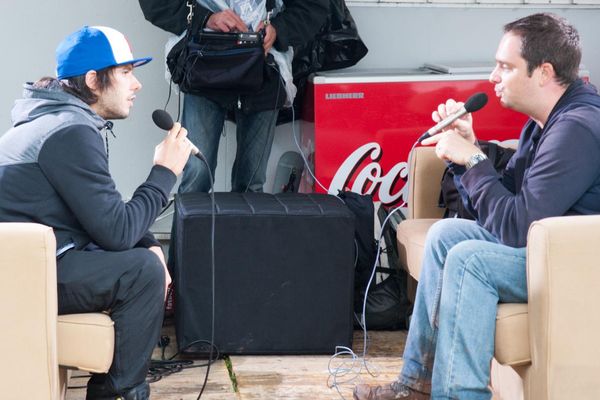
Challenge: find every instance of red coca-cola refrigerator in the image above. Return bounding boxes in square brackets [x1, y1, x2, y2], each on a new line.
[299, 65, 528, 206]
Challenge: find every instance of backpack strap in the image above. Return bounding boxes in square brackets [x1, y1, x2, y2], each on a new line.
[484, 141, 499, 166]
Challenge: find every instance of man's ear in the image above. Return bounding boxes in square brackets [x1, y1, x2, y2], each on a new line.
[539, 62, 556, 86]
[84, 70, 100, 93]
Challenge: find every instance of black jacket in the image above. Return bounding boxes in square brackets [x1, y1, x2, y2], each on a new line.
[138, 0, 329, 113]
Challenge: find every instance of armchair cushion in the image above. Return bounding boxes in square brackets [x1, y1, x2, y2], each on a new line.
[397, 219, 438, 281]
[57, 313, 114, 373]
[495, 303, 530, 366]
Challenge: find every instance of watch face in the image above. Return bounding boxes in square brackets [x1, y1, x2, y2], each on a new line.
[467, 153, 487, 169]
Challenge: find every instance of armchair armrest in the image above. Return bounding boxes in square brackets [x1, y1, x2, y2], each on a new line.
[0, 222, 59, 399]
[397, 147, 446, 281]
[526, 215, 600, 399]
[406, 146, 446, 219]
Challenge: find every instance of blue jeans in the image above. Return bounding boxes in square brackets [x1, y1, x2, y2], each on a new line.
[180, 93, 278, 193]
[399, 218, 527, 399]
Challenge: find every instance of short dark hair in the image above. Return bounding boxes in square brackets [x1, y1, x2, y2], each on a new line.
[504, 13, 581, 86]
[34, 67, 114, 105]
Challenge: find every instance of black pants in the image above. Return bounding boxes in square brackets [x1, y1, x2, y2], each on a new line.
[57, 247, 165, 393]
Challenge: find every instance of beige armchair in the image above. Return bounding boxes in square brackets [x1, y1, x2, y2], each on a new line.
[0, 223, 114, 400]
[396, 146, 600, 400]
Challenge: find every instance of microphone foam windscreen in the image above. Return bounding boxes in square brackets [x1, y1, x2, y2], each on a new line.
[464, 92, 488, 113]
[152, 109, 174, 131]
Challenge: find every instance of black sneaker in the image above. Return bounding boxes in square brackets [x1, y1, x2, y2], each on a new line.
[86, 380, 150, 400]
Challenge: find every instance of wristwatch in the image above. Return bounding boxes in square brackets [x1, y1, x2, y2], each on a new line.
[465, 152, 488, 170]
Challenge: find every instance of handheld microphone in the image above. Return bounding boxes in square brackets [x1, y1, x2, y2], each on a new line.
[151, 109, 201, 157]
[417, 92, 488, 143]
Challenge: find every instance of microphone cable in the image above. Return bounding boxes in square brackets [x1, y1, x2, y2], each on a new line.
[327, 204, 406, 400]
[70, 138, 219, 396]
[198, 155, 217, 400]
[290, 103, 329, 193]
[328, 137, 425, 399]
[69, 339, 222, 389]
[151, 108, 218, 399]
[328, 104, 485, 396]
[148, 339, 221, 384]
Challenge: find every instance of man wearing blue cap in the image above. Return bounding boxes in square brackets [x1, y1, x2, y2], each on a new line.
[0, 26, 193, 399]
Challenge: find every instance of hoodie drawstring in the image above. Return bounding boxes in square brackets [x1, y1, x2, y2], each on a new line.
[102, 121, 116, 159]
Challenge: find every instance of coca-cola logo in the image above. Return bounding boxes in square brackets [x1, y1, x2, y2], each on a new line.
[328, 142, 409, 206]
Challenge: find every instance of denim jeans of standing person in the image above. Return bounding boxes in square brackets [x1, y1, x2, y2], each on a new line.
[399, 218, 527, 399]
[180, 93, 279, 193]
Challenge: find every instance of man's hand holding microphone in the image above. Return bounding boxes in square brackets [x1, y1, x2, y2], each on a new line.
[153, 120, 193, 176]
[420, 92, 489, 168]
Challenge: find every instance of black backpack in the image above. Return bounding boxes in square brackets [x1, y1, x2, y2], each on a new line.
[338, 191, 411, 330]
[337, 190, 377, 304]
[439, 141, 516, 219]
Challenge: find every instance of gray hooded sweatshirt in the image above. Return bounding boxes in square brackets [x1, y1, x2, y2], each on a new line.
[0, 82, 176, 255]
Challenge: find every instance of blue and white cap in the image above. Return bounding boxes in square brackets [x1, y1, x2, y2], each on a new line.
[56, 26, 152, 80]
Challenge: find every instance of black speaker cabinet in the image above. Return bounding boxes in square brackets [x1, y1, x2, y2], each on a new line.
[173, 192, 355, 355]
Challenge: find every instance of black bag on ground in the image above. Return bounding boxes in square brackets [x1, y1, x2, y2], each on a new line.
[338, 192, 412, 330]
[356, 205, 412, 330]
[439, 140, 516, 219]
[359, 270, 409, 330]
[336, 191, 377, 311]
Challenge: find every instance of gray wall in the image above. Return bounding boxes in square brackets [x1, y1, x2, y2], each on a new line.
[1, 2, 599, 198]
[350, 6, 600, 77]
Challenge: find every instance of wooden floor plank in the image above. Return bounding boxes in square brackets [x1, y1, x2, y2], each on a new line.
[230, 329, 407, 400]
[231, 354, 404, 400]
[65, 360, 237, 400]
[64, 327, 408, 400]
[149, 360, 238, 400]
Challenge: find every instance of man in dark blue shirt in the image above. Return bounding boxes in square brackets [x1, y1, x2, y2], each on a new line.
[354, 13, 600, 400]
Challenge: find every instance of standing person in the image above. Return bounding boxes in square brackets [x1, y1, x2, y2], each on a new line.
[0, 26, 192, 399]
[354, 13, 600, 400]
[138, 0, 328, 193]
